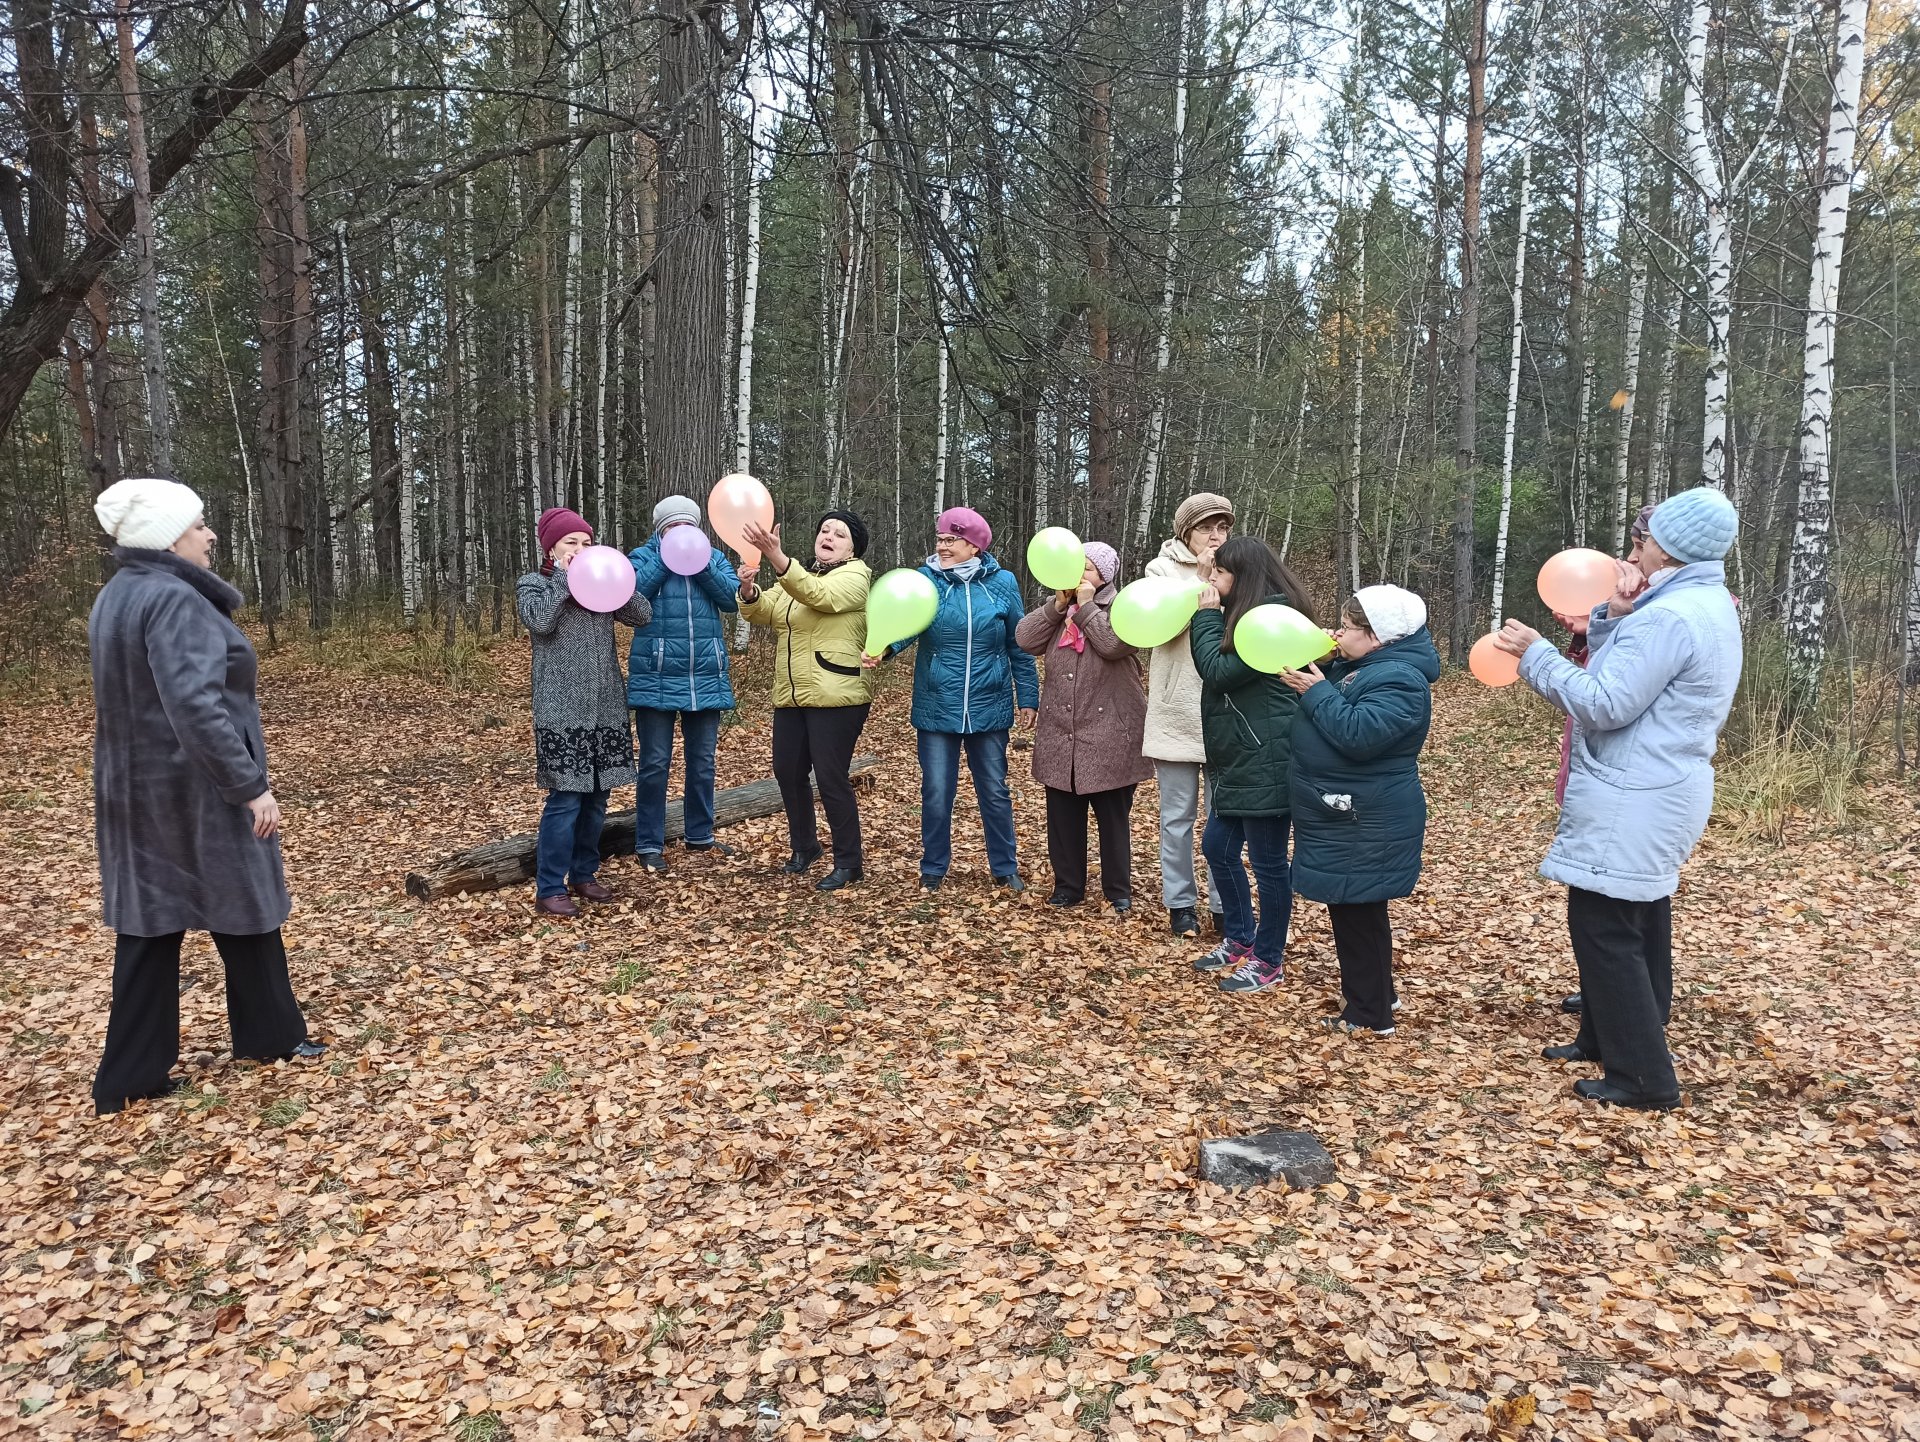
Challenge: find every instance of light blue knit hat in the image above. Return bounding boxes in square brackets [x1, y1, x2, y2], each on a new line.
[1649, 486, 1738, 564]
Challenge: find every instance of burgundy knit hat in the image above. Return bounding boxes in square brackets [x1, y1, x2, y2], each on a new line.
[538, 507, 592, 556]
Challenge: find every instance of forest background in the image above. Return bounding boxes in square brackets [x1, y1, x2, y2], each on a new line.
[4, 0, 1920, 775]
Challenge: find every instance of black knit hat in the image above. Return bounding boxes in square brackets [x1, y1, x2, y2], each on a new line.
[819, 509, 870, 558]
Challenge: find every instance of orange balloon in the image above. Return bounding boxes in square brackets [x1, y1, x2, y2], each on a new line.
[1537, 548, 1617, 615]
[708, 472, 775, 566]
[1469, 633, 1521, 687]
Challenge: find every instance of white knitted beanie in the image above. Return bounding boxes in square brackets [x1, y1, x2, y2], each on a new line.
[94, 477, 204, 551]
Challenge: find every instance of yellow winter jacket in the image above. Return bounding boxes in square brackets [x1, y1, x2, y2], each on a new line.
[739, 558, 874, 708]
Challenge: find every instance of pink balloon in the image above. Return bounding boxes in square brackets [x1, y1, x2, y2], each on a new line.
[661, 524, 712, 577]
[1468, 633, 1521, 688]
[1537, 548, 1617, 615]
[708, 472, 774, 560]
[566, 545, 637, 613]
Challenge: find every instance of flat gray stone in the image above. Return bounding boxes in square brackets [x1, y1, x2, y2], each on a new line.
[1199, 1130, 1336, 1190]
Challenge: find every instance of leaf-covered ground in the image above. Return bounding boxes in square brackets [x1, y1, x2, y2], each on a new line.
[2, 631, 1917, 1442]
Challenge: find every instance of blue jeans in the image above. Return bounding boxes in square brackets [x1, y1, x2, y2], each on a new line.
[917, 728, 1019, 880]
[536, 788, 611, 898]
[1201, 812, 1293, 960]
[634, 707, 723, 853]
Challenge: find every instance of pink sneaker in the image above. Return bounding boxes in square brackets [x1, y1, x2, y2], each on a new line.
[1218, 954, 1285, 993]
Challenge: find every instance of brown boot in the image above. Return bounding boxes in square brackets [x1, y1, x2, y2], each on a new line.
[536, 894, 580, 918]
[570, 880, 614, 903]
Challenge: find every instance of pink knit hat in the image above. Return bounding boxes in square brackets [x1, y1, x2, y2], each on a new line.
[936, 506, 992, 551]
[538, 507, 592, 555]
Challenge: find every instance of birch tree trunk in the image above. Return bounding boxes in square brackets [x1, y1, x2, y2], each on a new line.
[115, 0, 171, 472]
[1133, 0, 1189, 555]
[1649, 284, 1682, 504]
[734, 81, 774, 475]
[1614, 249, 1649, 549]
[1348, 207, 1365, 595]
[1785, 0, 1870, 706]
[1490, 1, 1543, 629]
[1450, 0, 1489, 662]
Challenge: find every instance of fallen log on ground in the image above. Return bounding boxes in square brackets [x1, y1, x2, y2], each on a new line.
[404, 755, 881, 900]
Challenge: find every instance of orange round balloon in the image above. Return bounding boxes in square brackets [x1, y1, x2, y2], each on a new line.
[709, 472, 775, 572]
[1537, 548, 1616, 615]
[1469, 633, 1521, 688]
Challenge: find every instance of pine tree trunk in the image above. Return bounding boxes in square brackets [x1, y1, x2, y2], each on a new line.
[1133, 0, 1189, 556]
[1785, 0, 1870, 708]
[1649, 284, 1682, 505]
[1450, 0, 1489, 662]
[115, 0, 171, 472]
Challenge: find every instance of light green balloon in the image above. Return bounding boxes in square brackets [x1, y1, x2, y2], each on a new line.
[1026, 526, 1087, 591]
[1235, 604, 1333, 674]
[1110, 577, 1203, 649]
[863, 568, 939, 656]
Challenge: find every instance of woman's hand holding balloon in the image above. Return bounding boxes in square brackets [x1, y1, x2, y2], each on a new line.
[738, 576, 760, 604]
[1278, 664, 1324, 695]
[1492, 619, 1542, 657]
[861, 652, 883, 669]
[1197, 584, 1223, 611]
[742, 520, 786, 575]
[1608, 560, 1646, 617]
[1076, 579, 1097, 606]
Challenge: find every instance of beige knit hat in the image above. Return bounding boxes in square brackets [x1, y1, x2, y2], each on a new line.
[94, 477, 204, 551]
[1172, 492, 1234, 545]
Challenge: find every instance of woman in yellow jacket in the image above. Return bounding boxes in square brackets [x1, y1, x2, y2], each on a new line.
[737, 512, 873, 890]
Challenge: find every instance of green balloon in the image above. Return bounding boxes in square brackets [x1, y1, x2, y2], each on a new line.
[1110, 577, 1203, 649]
[1026, 526, 1087, 591]
[1235, 604, 1332, 674]
[863, 568, 939, 656]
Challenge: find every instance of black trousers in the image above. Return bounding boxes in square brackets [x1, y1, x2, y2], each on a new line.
[770, 704, 871, 869]
[93, 930, 309, 1114]
[1330, 901, 1397, 1030]
[1567, 887, 1677, 1097]
[1044, 784, 1136, 903]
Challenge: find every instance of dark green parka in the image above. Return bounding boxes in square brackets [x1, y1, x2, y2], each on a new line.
[1188, 598, 1301, 817]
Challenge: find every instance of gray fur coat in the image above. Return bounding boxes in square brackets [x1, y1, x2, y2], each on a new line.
[517, 569, 652, 791]
[89, 549, 290, 936]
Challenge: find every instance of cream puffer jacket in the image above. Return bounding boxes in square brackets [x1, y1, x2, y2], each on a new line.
[1141, 537, 1208, 763]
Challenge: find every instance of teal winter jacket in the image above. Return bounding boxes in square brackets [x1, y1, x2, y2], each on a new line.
[894, 554, 1040, 734]
[1189, 600, 1301, 818]
[1289, 627, 1441, 905]
[624, 535, 740, 713]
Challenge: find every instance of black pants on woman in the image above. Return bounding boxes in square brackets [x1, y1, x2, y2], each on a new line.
[1330, 901, 1398, 1031]
[1566, 887, 1677, 1099]
[771, 704, 871, 870]
[1044, 784, 1137, 904]
[93, 930, 309, 1114]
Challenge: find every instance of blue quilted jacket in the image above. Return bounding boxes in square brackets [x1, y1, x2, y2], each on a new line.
[624, 534, 740, 713]
[893, 553, 1039, 734]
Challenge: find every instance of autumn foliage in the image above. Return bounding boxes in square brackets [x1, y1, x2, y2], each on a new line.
[1, 630, 1916, 1440]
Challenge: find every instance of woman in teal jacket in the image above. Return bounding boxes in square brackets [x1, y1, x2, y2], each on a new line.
[869, 507, 1038, 891]
[1280, 585, 1440, 1038]
[1189, 537, 1315, 994]
[626, 495, 739, 871]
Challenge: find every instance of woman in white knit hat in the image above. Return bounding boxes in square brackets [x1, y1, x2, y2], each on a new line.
[88, 478, 322, 1115]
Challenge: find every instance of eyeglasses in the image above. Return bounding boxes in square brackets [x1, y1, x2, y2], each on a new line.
[935, 534, 963, 545]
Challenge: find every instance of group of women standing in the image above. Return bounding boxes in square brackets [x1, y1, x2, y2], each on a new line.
[519, 490, 1442, 1039]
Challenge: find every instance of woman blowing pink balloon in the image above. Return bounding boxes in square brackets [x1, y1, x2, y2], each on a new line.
[518, 507, 653, 917]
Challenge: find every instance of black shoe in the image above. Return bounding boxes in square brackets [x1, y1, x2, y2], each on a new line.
[287, 1040, 328, 1060]
[1573, 1077, 1679, 1111]
[1047, 891, 1083, 907]
[921, 875, 943, 892]
[686, 839, 734, 857]
[1208, 911, 1225, 937]
[782, 848, 824, 874]
[816, 866, 862, 892]
[1168, 906, 1200, 938]
[1561, 993, 1584, 1014]
[637, 852, 668, 874]
[1543, 1042, 1597, 1063]
[1111, 898, 1133, 916]
[994, 874, 1027, 894]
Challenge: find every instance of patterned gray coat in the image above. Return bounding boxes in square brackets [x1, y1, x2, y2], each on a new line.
[517, 569, 653, 791]
[89, 548, 290, 936]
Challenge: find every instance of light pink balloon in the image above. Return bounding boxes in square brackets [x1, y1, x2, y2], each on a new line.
[1537, 548, 1617, 615]
[661, 524, 712, 577]
[567, 545, 637, 613]
[709, 472, 775, 565]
